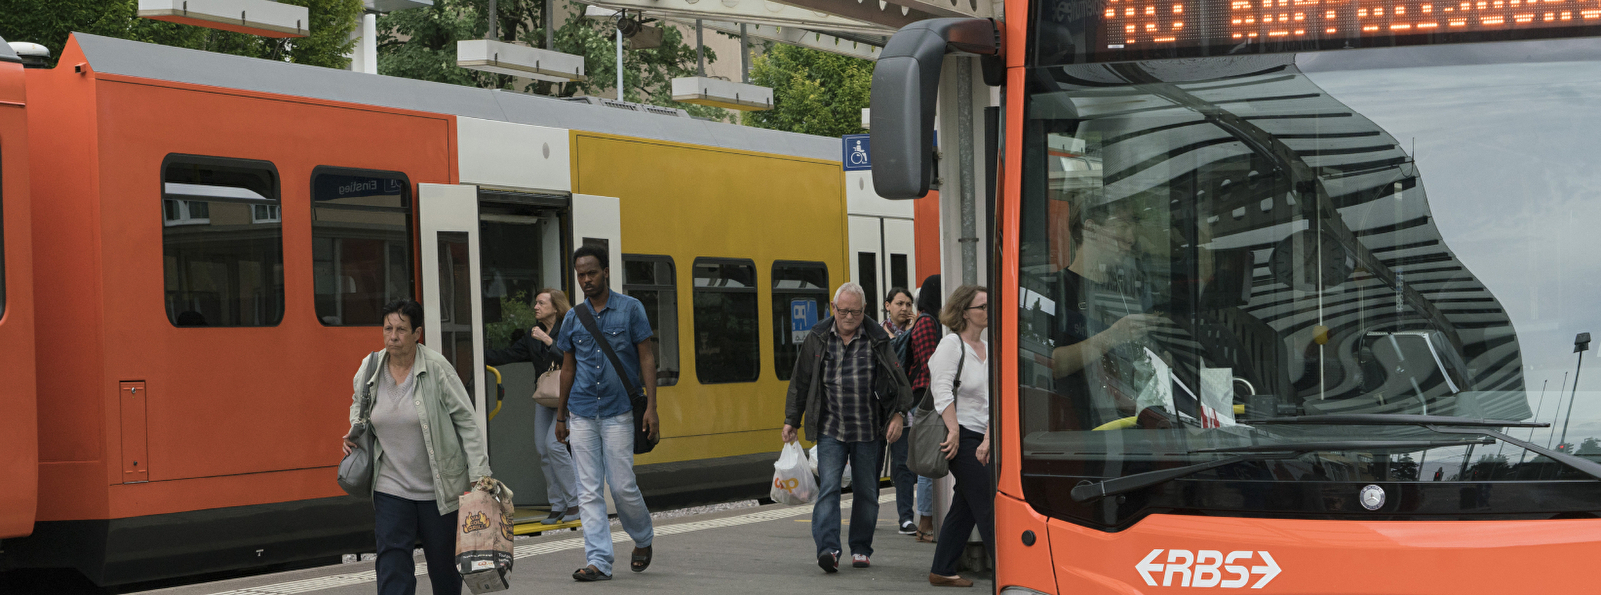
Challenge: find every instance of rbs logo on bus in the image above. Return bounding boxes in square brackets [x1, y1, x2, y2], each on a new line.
[1135, 549, 1281, 589]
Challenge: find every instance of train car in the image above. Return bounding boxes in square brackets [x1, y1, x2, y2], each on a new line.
[870, 5, 1601, 594]
[0, 36, 39, 547]
[0, 32, 917, 586]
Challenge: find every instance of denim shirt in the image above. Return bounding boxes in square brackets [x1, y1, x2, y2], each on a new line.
[555, 290, 653, 419]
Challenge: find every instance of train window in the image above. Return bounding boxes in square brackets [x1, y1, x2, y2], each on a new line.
[890, 254, 908, 293]
[623, 254, 679, 387]
[310, 168, 413, 326]
[857, 252, 879, 309]
[692, 258, 759, 384]
[772, 262, 829, 381]
[161, 155, 283, 327]
[0, 143, 5, 319]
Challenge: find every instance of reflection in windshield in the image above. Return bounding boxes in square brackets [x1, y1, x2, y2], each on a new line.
[1018, 47, 1600, 503]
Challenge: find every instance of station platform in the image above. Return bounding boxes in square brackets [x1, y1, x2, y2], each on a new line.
[143, 493, 993, 595]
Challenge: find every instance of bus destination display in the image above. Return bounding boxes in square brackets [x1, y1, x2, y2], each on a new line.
[1104, 0, 1601, 50]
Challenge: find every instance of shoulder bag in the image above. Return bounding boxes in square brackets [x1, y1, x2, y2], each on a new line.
[908, 341, 963, 479]
[532, 362, 562, 408]
[574, 303, 660, 454]
[337, 351, 382, 498]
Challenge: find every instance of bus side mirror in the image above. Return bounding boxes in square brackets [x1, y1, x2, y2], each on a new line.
[870, 18, 1001, 199]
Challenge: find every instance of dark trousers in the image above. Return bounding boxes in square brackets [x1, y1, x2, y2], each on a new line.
[885, 391, 924, 525]
[374, 492, 461, 595]
[930, 428, 996, 576]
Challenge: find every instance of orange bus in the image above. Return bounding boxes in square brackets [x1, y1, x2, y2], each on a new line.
[870, 5, 1601, 593]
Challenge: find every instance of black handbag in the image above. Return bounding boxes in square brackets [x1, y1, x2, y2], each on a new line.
[337, 351, 382, 498]
[574, 303, 659, 454]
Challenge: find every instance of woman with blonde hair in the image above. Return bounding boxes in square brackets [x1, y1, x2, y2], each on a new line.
[925, 284, 994, 587]
[485, 289, 578, 525]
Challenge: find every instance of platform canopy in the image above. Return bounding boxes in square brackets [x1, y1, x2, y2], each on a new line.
[138, 0, 310, 38]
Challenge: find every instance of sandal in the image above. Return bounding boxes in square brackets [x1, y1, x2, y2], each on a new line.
[630, 545, 653, 573]
[916, 530, 936, 544]
[573, 565, 612, 582]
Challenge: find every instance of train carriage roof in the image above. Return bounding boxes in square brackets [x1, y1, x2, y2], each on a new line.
[69, 33, 838, 162]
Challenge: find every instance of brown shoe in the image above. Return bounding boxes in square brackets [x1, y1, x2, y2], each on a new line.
[929, 573, 973, 587]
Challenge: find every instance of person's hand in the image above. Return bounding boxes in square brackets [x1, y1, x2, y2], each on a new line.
[341, 429, 358, 456]
[781, 424, 798, 444]
[643, 406, 660, 442]
[530, 326, 553, 345]
[556, 419, 570, 444]
[1105, 313, 1162, 346]
[885, 415, 904, 443]
[975, 437, 991, 466]
[940, 431, 959, 460]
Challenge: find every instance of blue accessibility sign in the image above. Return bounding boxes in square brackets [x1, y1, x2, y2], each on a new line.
[842, 134, 871, 171]
[790, 299, 818, 343]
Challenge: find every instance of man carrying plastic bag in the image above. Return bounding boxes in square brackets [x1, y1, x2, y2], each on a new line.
[457, 478, 515, 594]
[772, 442, 818, 505]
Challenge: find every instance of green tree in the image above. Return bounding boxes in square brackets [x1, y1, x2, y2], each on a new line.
[376, 0, 727, 120]
[745, 43, 872, 137]
[0, 0, 362, 69]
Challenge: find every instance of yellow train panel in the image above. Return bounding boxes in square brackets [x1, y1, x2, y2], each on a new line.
[572, 132, 847, 465]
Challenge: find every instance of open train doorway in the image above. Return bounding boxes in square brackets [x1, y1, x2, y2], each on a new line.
[477, 190, 570, 508]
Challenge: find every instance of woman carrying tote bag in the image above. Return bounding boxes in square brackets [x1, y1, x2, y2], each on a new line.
[925, 285, 995, 588]
[340, 299, 492, 595]
[484, 289, 580, 526]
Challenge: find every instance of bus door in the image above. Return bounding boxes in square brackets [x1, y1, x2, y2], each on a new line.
[0, 37, 36, 541]
[418, 183, 487, 432]
[477, 190, 570, 506]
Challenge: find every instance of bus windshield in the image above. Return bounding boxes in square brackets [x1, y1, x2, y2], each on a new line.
[1015, 47, 1601, 528]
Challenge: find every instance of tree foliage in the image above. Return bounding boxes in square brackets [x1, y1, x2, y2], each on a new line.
[744, 43, 872, 137]
[376, 0, 727, 120]
[0, 0, 362, 69]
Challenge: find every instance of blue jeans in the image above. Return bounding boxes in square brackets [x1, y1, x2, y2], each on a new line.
[917, 476, 934, 518]
[886, 426, 917, 525]
[373, 492, 459, 595]
[534, 403, 578, 511]
[570, 412, 654, 575]
[813, 434, 884, 557]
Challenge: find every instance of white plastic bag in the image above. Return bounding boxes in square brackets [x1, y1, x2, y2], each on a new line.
[771, 442, 818, 505]
[806, 445, 850, 487]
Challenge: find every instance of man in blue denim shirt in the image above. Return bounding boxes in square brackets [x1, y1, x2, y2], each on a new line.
[555, 245, 658, 582]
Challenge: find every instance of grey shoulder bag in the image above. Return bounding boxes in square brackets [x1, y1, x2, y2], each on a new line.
[907, 344, 962, 479]
[337, 351, 382, 498]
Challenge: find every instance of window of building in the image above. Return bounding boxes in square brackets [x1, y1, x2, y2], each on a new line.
[162, 155, 283, 327]
[692, 258, 759, 384]
[311, 168, 412, 326]
[772, 261, 829, 381]
[623, 255, 680, 386]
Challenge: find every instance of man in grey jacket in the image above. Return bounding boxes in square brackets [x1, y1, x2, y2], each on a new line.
[781, 282, 915, 573]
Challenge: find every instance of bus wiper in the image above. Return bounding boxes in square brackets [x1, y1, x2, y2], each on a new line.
[1248, 413, 1547, 428]
[1192, 438, 1493, 454]
[1241, 414, 1601, 482]
[1070, 438, 1493, 503]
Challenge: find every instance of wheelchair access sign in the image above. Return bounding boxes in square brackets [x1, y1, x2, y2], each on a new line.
[842, 134, 871, 171]
[790, 299, 818, 344]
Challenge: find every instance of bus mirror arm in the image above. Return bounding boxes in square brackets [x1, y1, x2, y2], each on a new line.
[870, 18, 1001, 200]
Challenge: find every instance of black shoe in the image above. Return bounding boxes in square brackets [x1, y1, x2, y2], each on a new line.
[899, 520, 917, 535]
[817, 550, 839, 573]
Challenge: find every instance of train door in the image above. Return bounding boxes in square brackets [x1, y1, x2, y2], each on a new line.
[477, 190, 568, 506]
[848, 215, 915, 321]
[418, 183, 488, 430]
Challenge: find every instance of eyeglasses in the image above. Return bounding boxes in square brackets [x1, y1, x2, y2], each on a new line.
[835, 308, 865, 317]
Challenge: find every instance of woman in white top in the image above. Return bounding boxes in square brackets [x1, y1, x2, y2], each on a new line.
[925, 284, 993, 588]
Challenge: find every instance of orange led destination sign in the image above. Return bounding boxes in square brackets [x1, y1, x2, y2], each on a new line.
[1102, 0, 1601, 49]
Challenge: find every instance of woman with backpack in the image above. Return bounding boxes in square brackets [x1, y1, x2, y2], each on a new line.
[896, 275, 943, 541]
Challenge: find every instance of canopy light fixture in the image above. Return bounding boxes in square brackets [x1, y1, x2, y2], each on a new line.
[671, 76, 773, 111]
[458, 39, 587, 83]
[138, 0, 309, 38]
